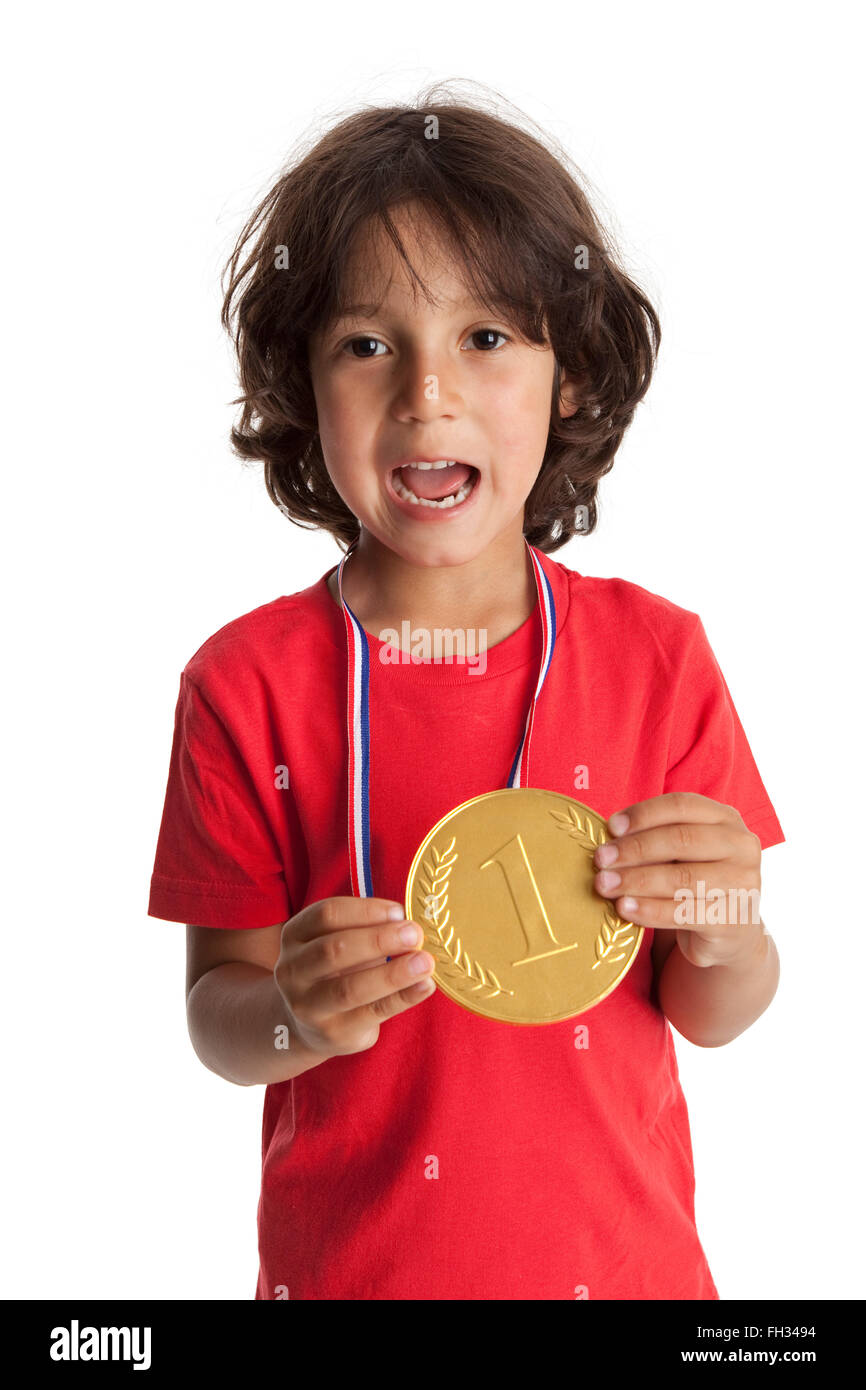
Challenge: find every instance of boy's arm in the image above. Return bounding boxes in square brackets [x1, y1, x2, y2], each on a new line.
[652, 924, 780, 1047]
[596, 793, 781, 1048]
[186, 922, 328, 1087]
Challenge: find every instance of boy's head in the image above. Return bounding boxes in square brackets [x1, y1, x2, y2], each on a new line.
[222, 86, 660, 557]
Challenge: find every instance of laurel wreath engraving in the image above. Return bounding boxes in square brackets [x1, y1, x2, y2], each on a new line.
[418, 836, 514, 999]
[549, 806, 637, 969]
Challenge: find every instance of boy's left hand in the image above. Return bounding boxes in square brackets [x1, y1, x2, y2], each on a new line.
[592, 792, 764, 969]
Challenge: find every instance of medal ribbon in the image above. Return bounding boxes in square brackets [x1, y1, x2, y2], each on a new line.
[337, 537, 557, 898]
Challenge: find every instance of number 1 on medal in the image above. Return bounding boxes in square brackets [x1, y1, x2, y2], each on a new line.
[481, 834, 579, 967]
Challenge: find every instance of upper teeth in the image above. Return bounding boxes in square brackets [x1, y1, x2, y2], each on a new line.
[402, 460, 457, 470]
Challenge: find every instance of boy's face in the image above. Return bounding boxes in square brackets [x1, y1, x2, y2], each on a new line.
[307, 204, 579, 569]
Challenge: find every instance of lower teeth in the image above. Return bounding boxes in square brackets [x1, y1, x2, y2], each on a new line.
[392, 469, 476, 508]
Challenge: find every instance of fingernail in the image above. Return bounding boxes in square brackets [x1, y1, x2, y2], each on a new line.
[621, 896, 639, 913]
[595, 843, 618, 867]
[597, 870, 621, 892]
[608, 812, 630, 836]
[409, 952, 433, 974]
[386, 904, 406, 920]
[399, 923, 421, 945]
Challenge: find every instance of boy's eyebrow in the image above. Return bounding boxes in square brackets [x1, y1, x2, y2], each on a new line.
[333, 295, 489, 322]
[335, 301, 384, 319]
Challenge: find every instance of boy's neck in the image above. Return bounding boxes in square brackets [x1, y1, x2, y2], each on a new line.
[325, 528, 539, 650]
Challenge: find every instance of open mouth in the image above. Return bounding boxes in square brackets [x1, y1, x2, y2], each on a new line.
[390, 461, 480, 510]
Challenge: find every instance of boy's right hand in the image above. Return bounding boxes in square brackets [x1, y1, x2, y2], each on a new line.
[274, 897, 436, 1056]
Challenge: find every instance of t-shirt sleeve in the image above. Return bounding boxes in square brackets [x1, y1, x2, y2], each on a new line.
[148, 671, 295, 928]
[663, 617, 784, 849]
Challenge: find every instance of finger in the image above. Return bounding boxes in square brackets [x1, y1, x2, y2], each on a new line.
[606, 792, 741, 839]
[595, 859, 761, 902]
[339, 976, 438, 1039]
[290, 896, 408, 945]
[611, 890, 762, 930]
[594, 820, 743, 871]
[304, 949, 436, 1022]
[294, 917, 424, 986]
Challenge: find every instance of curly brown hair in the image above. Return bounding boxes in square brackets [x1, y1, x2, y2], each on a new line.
[220, 82, 660, 554]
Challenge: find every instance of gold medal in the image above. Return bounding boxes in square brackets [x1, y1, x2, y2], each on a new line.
[405, 788, 643, 1024]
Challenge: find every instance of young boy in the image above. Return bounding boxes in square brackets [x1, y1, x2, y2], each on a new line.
[148, 94, 783, 1300]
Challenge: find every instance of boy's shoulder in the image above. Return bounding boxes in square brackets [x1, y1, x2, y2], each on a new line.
[555, 558, 703, 648]
[180, 574, 330, 688]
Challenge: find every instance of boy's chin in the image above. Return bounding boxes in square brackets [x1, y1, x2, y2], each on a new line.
[368, 519, 526, 570]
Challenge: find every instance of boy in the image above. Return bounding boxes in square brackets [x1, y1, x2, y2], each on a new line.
[149, 94, 783, 1299]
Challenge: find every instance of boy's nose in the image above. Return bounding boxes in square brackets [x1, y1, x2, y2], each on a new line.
[393, 359, 461, 417]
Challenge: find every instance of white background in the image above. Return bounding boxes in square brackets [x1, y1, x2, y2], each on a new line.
[3, 0, 862, 1300]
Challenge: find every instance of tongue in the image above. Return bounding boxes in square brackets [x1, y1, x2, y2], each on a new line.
[400, 462, 472, 500]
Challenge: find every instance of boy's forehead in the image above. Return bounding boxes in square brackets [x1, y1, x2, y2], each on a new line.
[336, 213, 479, 320]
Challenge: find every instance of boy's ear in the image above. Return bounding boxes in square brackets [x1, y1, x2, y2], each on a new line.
[556, 368, 583, 420]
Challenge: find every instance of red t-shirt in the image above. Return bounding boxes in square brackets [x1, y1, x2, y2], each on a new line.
[148, 551, 784, 1300]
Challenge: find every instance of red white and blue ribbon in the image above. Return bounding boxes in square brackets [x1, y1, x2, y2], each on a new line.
[337, 543, 373, 898]
[337, 537, 557, 899]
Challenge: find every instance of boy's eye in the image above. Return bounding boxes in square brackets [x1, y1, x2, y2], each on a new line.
[346, 336, 386, 359]
[342, 328, 510, 358]
[467, 329, 509, 351]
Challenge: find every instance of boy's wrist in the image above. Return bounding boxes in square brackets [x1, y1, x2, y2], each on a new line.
[714, 923, 772, 977]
